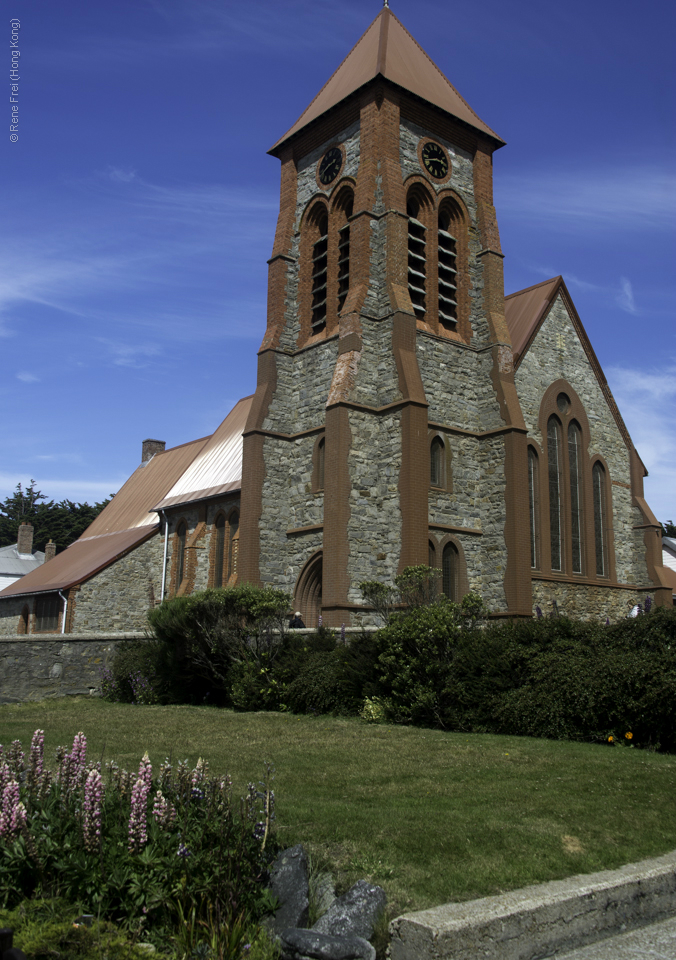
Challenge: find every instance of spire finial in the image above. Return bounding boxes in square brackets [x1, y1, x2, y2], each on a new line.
[383, 0, 389, 7]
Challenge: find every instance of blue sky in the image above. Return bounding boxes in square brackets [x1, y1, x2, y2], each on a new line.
[2, 0, 675, 521]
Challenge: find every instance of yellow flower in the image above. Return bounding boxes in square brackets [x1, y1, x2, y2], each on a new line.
[608, 736, 614, 742]
[625, 732, 633, 740]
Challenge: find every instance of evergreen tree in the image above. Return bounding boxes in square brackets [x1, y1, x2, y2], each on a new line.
[0, 481, 112, 554]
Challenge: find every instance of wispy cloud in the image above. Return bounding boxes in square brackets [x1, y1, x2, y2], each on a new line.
[0, 472, 124, 503]
[497, 165, 676, 232]
[607, 362, 676, 521]
[97, 339, 163, 368]
[616, 277, 637, 315]
[16, 372, 40, 383]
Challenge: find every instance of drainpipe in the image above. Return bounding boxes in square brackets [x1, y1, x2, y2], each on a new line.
[160, 510, 169, 601]
[58, 590, 68, 635]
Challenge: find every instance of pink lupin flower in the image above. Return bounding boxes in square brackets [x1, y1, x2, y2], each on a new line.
[28, 729, 44, 793]
[0, 779, 20, 838]
[128, 772, 151, 852]
[83, 769, 104, 853]
[10, 801, 27, 834]
[152, 790, 176, 829]
[138, 752, 152, 791]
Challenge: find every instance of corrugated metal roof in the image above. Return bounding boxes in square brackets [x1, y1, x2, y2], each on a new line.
[84, 436, 209, 536]
[0, 526, 156, 598]
[152, 396, 252, 511]
[504, 276, 562, 360]
[270, 9, 504, 153]
[0, 544, 45, 577]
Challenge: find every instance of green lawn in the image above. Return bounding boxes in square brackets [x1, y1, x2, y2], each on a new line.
[2, 699, 676, 916]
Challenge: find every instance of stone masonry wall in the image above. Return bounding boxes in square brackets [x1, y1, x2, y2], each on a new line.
[0, 635, 143, 703]
[532, 580, 647, 622]
[263, 340, 338, 434]
[352, 317, 402, 408]
[0, 595, 32, 636]
[346, 409, 402, 604]
[515, 294, 646, 587]
[259, 435, 323, 593]
[417, 335, 502, 432]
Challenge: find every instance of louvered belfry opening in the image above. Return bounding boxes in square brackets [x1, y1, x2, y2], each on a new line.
[407, 197, 427, 320]
[337, 195, 353, 315]
[311, 213, 329, 333]
[437, 207, 458, 327]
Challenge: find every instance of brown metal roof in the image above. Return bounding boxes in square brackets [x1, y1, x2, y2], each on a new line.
[0, 526, 157, 598]
[504, 276, 562, 361]
[270, 9, 504, 153]
[84, 436, 209, 536]
[0, 435, 209, 600]
[152, 396, 252, 511]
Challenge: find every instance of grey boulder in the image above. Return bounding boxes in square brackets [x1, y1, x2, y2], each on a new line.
[312, 880, 386, 940]
[266, 844, 310, 935]
[280, 928, 375, 960]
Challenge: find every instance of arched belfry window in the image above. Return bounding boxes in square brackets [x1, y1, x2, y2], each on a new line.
[593, 462, 608, 577]
[437, 207, 458, 327]
[430, 436, 444, 487]
[528, 447, 540, 569]
[568, 421, 584, 574]
[335, 191, 353, 315]
[176, 521, 187, 587]
[407, 195, 427, 320]
[547, 417, 563, 572]
[311, 210, 329, 334]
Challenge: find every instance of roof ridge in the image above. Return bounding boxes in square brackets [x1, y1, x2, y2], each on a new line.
[505, 276, 562, 300]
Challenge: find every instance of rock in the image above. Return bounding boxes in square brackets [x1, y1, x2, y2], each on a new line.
[312, 880, 386, 941]
[312, 871, 336, 918]
[280, 928, 375, 960]
[266, 844, 310, 934]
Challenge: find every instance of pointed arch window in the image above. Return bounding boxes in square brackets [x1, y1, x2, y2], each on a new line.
[407, 197, 426, 320]
[176, 521, 187, 587]
[442, 542, 459, 601]
[311, 213, 328, 333]
[547, 417, 563, 572]
[317, 437, 325, 490]
[337, 197, 352, 315]
[228, 512, 239, 581]
[568, 422, 584, 574]
[528, 447, 540, 569]
[593, 462, 608, 577]
[430, 436, 445, 487]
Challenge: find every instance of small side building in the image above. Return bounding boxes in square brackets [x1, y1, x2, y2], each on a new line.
[0, 524, 49, 591]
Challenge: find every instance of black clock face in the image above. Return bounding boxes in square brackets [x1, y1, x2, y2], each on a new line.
[422, 142, 448, 179]
[318, 147, 343, 185]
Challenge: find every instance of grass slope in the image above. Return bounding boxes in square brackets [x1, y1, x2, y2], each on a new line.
[2, 699, 676, 915]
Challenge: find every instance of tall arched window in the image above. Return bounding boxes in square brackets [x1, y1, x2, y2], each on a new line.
[311, 212, 329, 334]
[430, 436, 444, 487]
[296, 552, 323, 627]
[547, 417, 563, 571]
[213, 514, 226, 588]
[442, 543, 459, 601]
[437, 208, 458, 328]
[407, 197, 427, 320]
[593, 462, 608, 577]
[228, 512, 239, 581]
[336, 194, 353, 315]
[568, 422, 584, 574]
[317, 437, 325, 490]
[176, 521, 187, 587]
[528, 447, 540, 569]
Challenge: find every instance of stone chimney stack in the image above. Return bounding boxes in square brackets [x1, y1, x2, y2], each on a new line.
[17, 523, 34, 556]
[44, 540, 56, 563]
[142, 439, 166, 464]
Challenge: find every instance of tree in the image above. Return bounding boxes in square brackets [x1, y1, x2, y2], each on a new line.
[0, 481, 112, 554]
[662, 521, 676, 538]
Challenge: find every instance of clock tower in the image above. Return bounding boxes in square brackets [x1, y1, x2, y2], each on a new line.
[238, 7, 533, 624]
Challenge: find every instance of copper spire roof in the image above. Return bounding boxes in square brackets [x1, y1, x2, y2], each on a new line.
[270, 8, 504, 152]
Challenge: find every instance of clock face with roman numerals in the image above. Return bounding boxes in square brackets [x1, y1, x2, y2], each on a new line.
[421, 141, 448, 179]
[318, 147, 343, 186]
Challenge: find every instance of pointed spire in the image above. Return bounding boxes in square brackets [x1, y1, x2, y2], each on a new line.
[270, 9, 503, 153]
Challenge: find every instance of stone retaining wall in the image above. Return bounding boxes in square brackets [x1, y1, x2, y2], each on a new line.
[0, 633, 144, 704]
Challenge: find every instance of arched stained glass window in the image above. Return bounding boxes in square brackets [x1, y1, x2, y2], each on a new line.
[568, 422, 584, 574]
[593, 462, 608, 577]
[547, 418, 563, 571]
[528, 447, 539, 569]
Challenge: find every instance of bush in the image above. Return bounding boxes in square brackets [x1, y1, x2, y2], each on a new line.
[0, 730, 277, 951]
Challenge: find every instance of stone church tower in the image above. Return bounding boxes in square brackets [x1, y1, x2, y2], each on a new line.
[238, 8, 669, 625]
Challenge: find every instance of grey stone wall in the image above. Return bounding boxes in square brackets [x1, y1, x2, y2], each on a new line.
[259, 435, 323, 594]
[352, 317, 402, 408]
[0, 634, 143, 704]
[532, 580, 646, 622]
[417, 335, 502, 432]
[346, 409, 403, 604]
[263, 340, 338, 434]
[514, 293, 648, 587]
[0, 595, 31, 636]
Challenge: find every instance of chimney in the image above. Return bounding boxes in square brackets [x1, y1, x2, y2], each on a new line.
[17, 523, 34, 555]
[44, 540, 56, 563]
[142, 439, 166, 464]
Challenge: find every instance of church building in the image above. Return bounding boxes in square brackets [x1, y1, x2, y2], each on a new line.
[0, 7, 670, 636]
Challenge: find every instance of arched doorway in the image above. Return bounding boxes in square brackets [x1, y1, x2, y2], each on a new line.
[295, 552, 323, 628]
